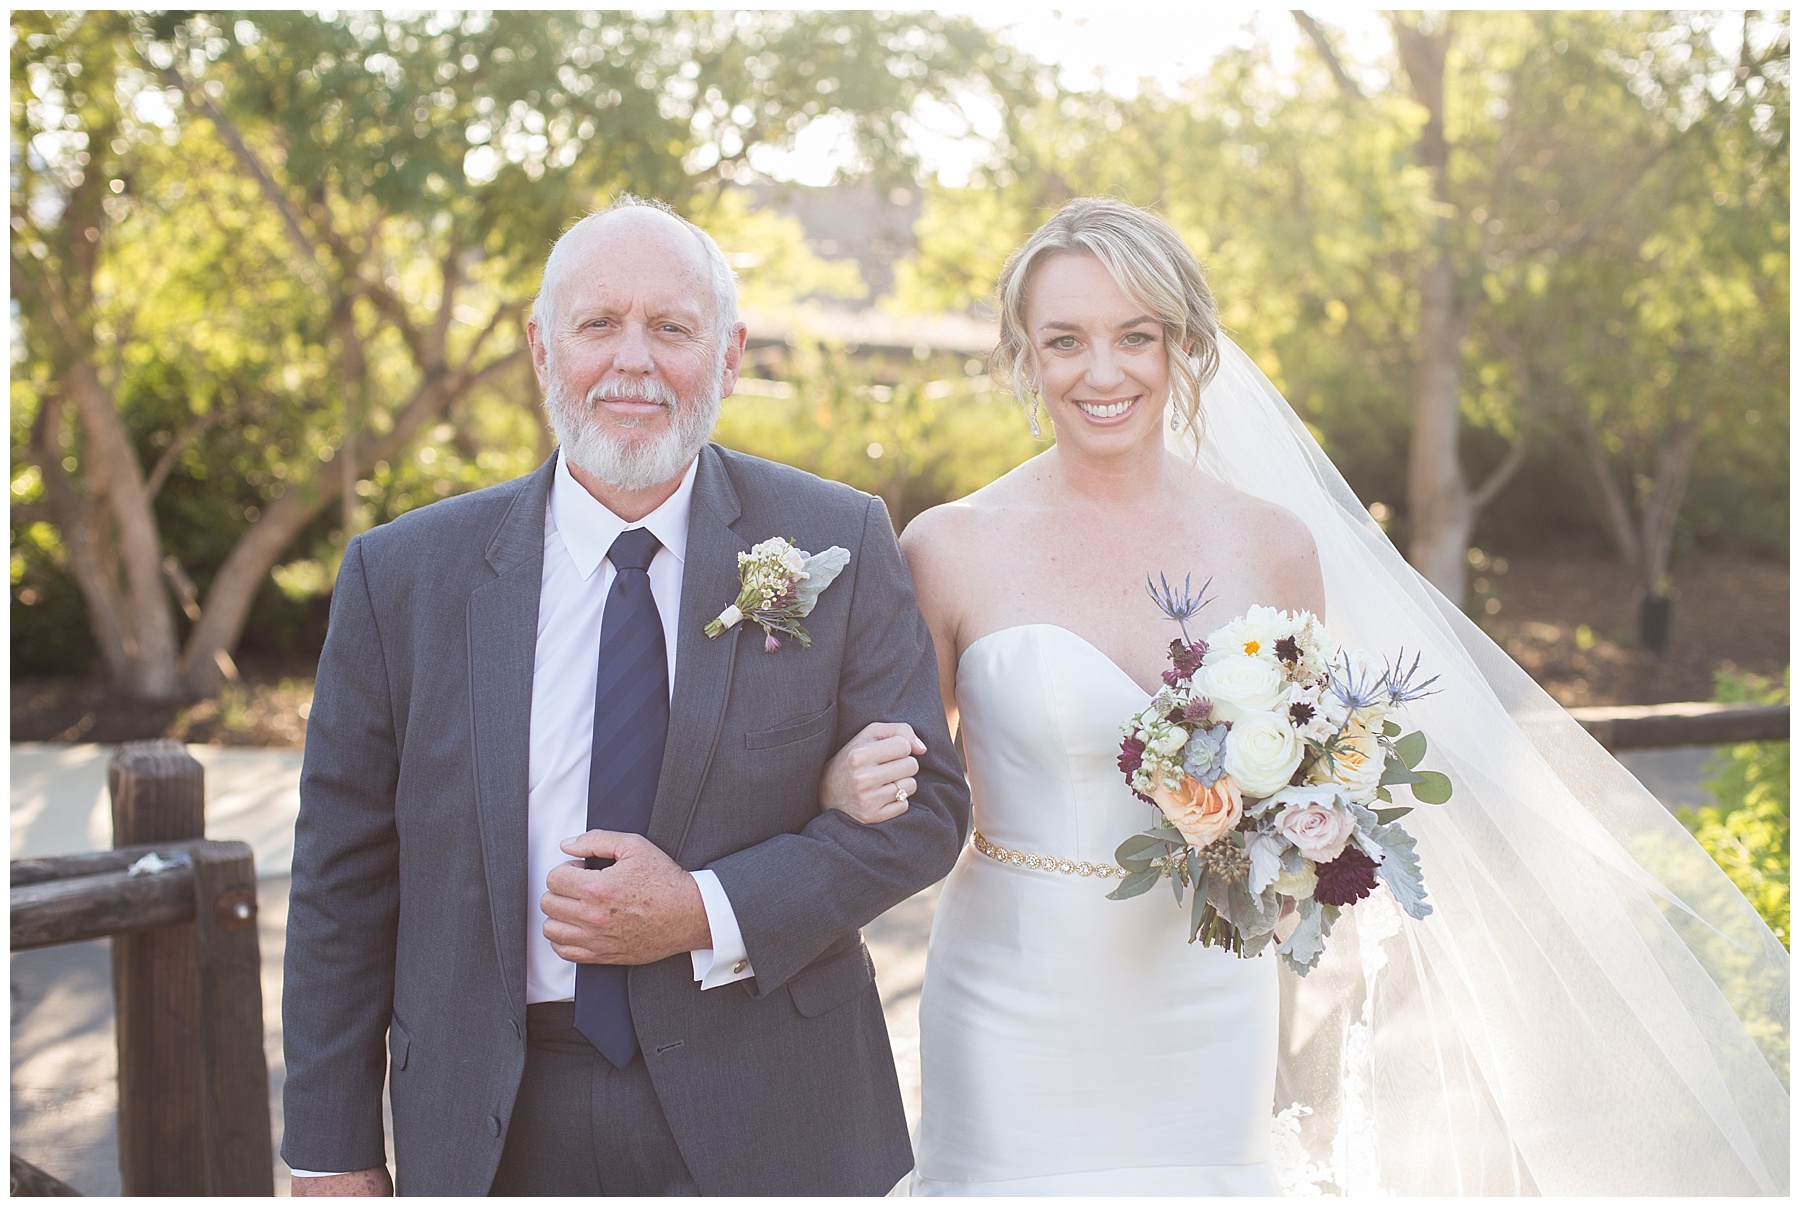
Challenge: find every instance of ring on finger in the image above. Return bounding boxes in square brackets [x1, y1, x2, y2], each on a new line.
[895, 784, 909, 803]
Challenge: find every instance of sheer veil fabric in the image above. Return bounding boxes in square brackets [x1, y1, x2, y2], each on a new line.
[1174, 337, 1788, 1195]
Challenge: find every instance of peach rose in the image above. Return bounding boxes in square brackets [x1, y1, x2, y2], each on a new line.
[1152, 773, 1244, 849]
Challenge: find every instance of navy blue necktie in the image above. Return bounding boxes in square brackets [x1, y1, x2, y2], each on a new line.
[573, 526, 668, 1068]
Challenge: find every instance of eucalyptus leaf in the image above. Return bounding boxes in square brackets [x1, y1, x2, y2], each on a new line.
[1380, 753, 1424, 787]
[1411, 770, 1454, 804]
[1382, 719, 1402, 738]
[1392, 730, 1428, 769]
[1374, 786, 1393, 803]
[1189, 870, 1211, 939]
[1115, 834, 1167, 863]
[1374, 805, 1414, 825]
[1106, 867, 1160, 900]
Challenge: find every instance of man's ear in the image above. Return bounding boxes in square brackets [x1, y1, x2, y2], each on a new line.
[527, 314, 550, 391]
[718, 322, 749, 399]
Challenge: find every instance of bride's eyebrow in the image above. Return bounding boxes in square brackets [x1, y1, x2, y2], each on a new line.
[1117, 315, 1158, 329]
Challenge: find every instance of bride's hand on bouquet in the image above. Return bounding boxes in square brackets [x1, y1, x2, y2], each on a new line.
[820, 722, 926, 824]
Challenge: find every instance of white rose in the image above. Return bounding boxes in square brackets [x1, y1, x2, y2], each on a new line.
[1313, 725, 1385, 803]
[1222, 710, 1306, 797]
[1196, 655, 1289, 724]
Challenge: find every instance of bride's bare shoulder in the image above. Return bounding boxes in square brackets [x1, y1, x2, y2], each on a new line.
[1187, 470, 1324, 609]
[901, 457, 1042, 563]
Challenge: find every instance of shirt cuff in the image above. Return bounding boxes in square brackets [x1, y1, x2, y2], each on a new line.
[287, 1170, 350, 1178]
[688, 869, 755, 989]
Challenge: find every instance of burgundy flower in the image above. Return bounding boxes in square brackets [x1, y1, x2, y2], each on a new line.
[1273, 636, 1301, 665]
[1288, 700, 1316, 728]
[1182, 697, 1215, 725]
[1166, 638, 1206, 682]
[1118, 735, 1145, 779]
[1314, 847, 1380, 907]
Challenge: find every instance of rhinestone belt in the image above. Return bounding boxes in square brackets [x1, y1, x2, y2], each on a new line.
[972, 829, 1127, 879]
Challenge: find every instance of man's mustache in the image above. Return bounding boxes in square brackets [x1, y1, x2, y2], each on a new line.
[587, 378, 680, 409]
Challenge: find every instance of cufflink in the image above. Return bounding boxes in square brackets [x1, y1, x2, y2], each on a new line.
[732, 959, 748, 974]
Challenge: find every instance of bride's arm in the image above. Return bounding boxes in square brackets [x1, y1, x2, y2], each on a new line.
[818, 505, 970, 826]
[898, 504, 966, 740]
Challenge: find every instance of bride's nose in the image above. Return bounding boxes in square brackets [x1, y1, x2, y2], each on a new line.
[1083, 345, 1127, 390]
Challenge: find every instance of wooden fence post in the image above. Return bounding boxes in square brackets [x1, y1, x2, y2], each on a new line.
[108, 741, 208, 1195]
[190, 841, 274, 1195]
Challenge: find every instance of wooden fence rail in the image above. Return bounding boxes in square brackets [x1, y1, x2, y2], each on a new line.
[1567, 702, 1789, 751]
[8, 741, 273, 1197]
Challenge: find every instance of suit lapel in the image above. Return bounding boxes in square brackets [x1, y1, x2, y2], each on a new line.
[648, 445, 747, 857]
[468, 454, 556, 1013]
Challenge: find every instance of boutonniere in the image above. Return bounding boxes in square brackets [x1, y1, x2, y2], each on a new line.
[705, 537, 851, 652]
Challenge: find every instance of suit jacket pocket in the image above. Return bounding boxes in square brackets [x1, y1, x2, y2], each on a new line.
[744, 701, 838, 751]
[388, 1015, 411, 1072]
[787, 940, 875, 1018]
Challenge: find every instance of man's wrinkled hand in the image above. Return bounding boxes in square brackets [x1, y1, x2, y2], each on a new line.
[542, 831, 711, 965]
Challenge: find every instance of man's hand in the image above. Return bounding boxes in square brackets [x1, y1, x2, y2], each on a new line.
[542, 831, 711, 965]
[291, 1167, 392, 1196]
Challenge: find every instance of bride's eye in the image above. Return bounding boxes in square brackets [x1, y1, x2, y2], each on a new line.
[1045, 335, 1080, 351]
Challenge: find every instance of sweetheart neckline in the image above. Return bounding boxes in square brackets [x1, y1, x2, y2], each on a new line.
[958, 623, 1155, 699]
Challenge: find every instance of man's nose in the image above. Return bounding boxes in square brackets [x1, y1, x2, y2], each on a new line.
[612, 322, 655, 373]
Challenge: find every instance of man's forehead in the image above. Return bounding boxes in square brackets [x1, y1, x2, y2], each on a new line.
[577, 208, 709, 270]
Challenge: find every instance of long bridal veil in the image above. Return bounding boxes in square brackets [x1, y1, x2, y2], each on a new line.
[1181, 337, 1788, 1195]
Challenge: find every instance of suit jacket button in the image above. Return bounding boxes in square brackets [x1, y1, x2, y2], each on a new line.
[732, 959, 748, 974]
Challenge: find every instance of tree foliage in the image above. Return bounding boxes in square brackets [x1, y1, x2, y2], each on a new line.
[11, 9, 1032, 698]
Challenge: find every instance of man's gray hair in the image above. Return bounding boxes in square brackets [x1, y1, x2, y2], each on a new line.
[533, 194, 739, 342]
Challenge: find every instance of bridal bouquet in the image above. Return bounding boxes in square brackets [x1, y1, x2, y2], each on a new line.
[1112, 575, 1449, 975]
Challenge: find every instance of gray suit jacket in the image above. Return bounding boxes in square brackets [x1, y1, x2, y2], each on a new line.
[281, 445, 969, 1194]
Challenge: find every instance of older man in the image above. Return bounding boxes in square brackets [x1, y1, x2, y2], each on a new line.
[282, 196, 968, 1195]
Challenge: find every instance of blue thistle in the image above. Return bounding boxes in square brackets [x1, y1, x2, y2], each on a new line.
[1146, 572, 1214, 646]
[1384, 648, 1441, 707]
[1327, 651, 1388, 713]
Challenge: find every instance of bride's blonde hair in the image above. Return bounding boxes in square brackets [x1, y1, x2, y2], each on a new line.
[992, 198, 1220, 443]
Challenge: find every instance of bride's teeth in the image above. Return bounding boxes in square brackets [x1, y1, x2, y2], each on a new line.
[1079, 400, 1131, 419]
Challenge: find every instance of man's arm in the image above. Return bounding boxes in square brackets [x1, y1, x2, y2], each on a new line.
[705, 494, 971, 992]
[281, 536, 402, 1178]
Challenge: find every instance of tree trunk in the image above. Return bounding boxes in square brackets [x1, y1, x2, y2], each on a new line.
[1405, 254, 1475, 602]
[1393, 17, 1478, 605]
[64, 361, 184, 700]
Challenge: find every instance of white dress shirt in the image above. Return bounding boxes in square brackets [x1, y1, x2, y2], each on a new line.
[525, 453, 755, 1002]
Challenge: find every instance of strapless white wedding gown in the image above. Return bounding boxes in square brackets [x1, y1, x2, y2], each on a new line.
[913, 625, 1280, 1196]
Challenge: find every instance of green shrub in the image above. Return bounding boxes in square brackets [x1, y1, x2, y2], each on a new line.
[1679, 669, 1790, 949]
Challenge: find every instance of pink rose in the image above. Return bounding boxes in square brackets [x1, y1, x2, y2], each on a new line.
[1272, 791, 1356, 863]
[1152, 773, 1244, 849]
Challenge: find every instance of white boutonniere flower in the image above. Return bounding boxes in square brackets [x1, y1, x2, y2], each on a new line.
[704, 537, 851, 652]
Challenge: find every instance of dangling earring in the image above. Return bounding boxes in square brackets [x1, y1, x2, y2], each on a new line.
[1169, 407, 1181, 432]
[1028, 392, 1042, 438]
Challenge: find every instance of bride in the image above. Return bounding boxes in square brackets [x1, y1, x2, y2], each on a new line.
[822, 198, 1788, 1195]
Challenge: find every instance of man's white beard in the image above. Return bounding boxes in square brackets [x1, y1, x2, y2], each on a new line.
[544, 371, 721, 491]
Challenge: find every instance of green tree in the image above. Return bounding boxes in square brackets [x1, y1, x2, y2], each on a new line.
[1680, 671, 1790, 949]
[12, 10, 1030, 700]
